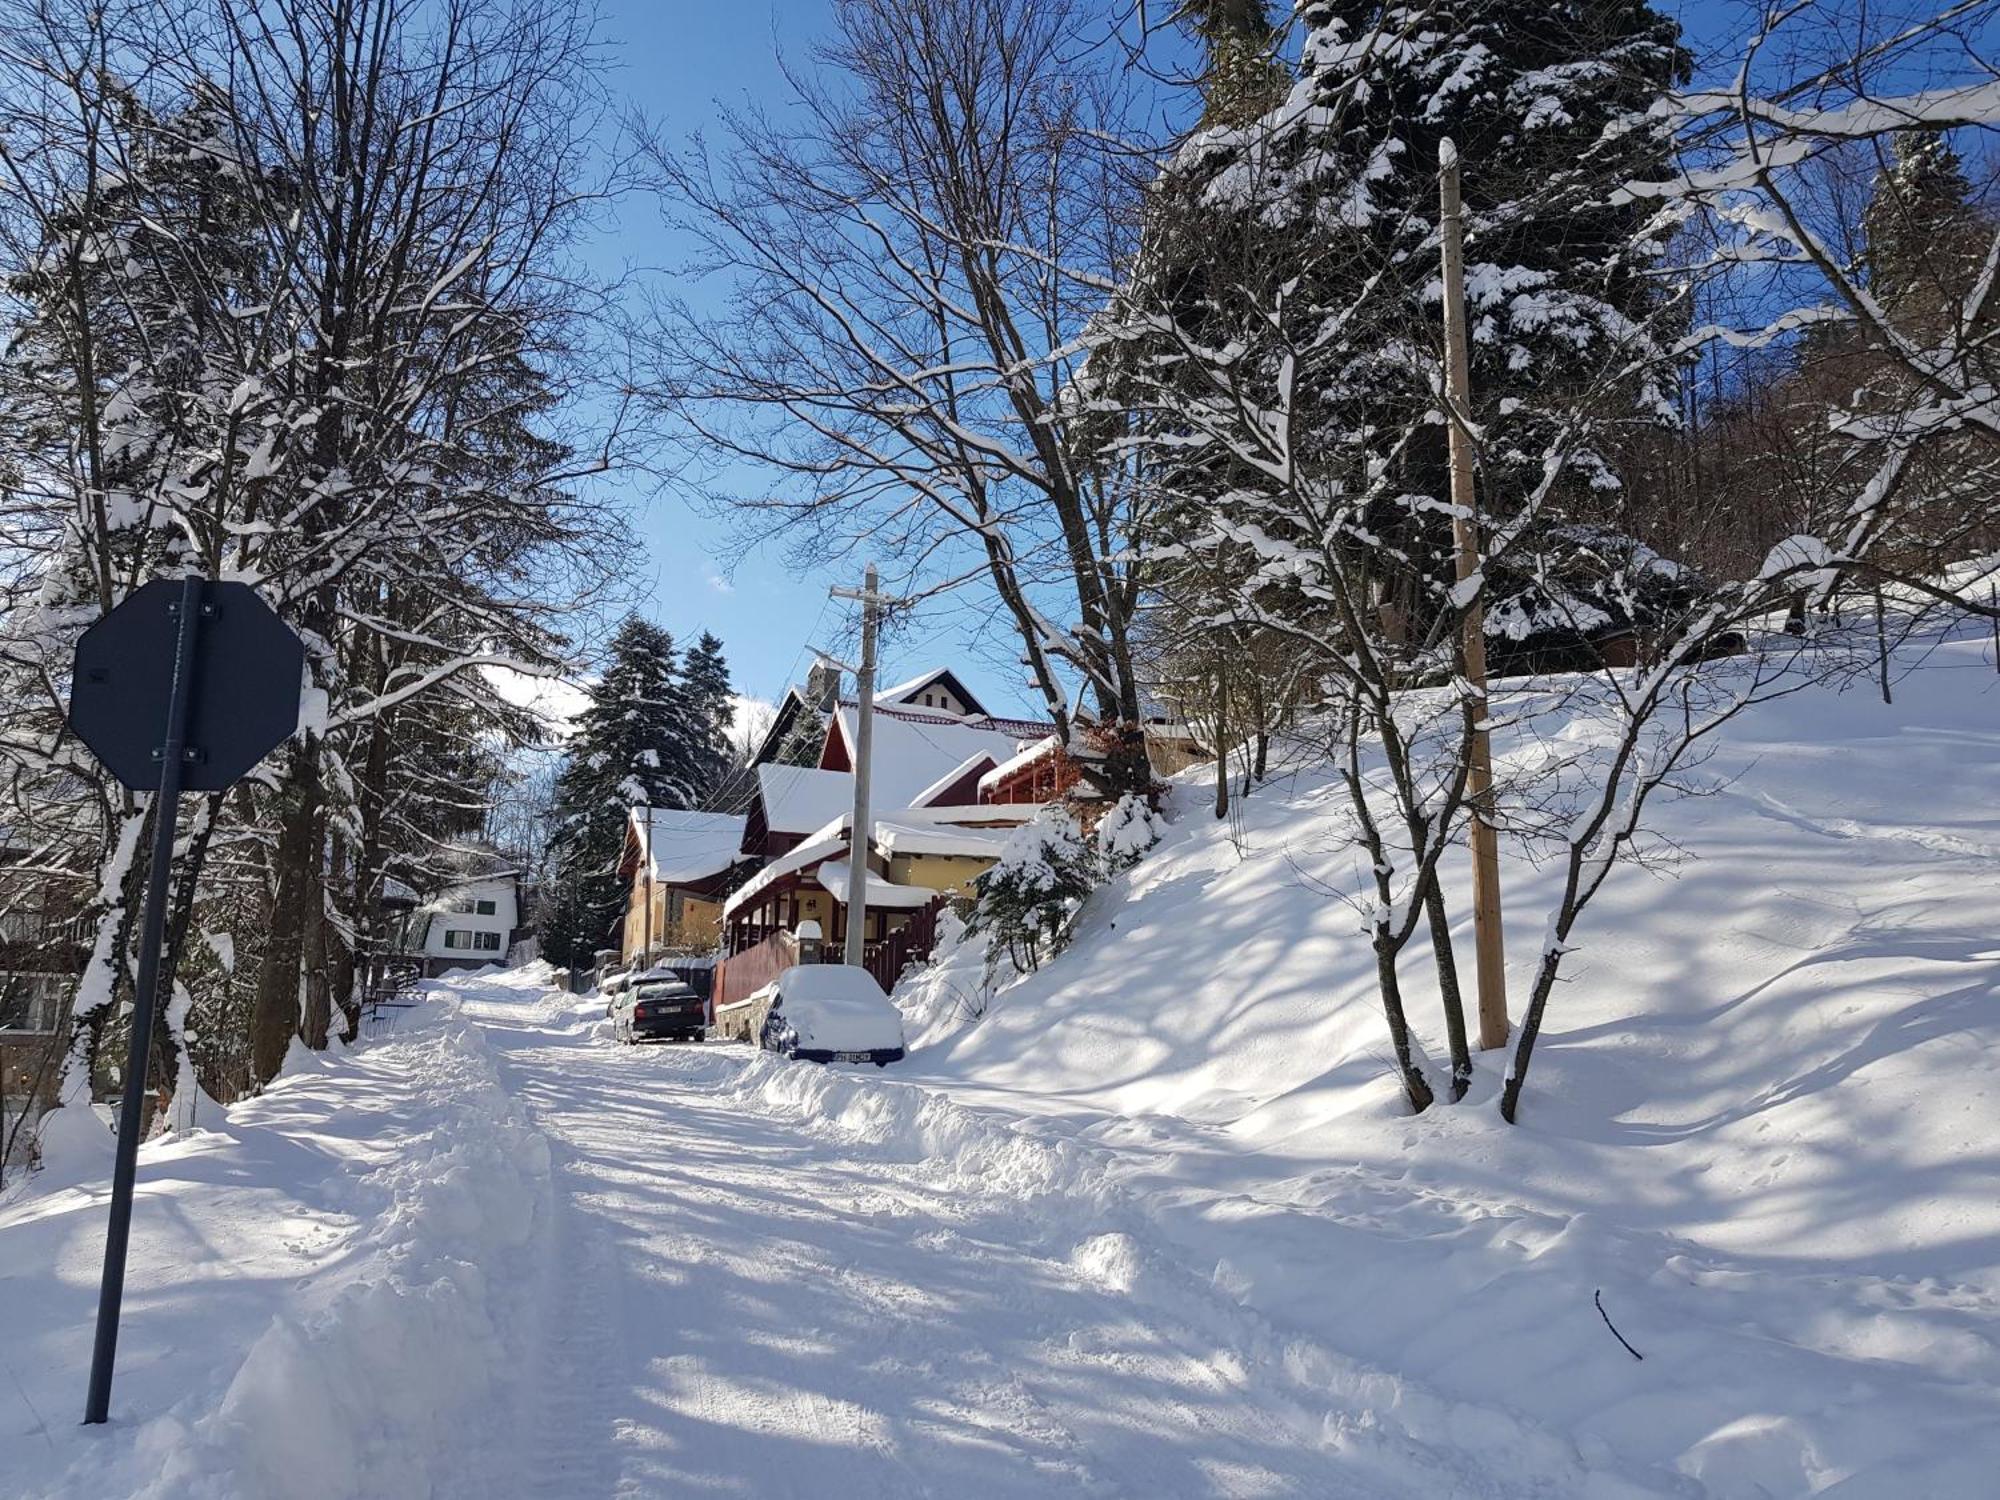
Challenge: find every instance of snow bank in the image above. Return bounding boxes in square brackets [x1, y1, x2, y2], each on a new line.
[727, 1048, 1110, 1213]
[0, 976, 557, 1500]
[872, 622, 2000, 1497]
[176, 1029, 551, 1500]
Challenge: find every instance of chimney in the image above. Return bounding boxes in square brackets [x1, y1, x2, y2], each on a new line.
[805, 661, 840, 709]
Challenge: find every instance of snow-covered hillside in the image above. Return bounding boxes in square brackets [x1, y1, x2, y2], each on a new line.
[892, 626, 2000, 1495]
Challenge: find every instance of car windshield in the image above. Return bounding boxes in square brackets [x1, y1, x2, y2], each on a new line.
[635, 983, 693, 1000]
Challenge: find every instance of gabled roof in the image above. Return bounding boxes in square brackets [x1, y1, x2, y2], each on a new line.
[907, 752, 998, 809]
[756, 764, 855, 835]
[826, 707, 1031, 810]
[630, 808, 748, 884]
[874, 667, 987, 716]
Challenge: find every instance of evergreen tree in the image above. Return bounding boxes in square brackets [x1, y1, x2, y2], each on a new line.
[1176, 0, 1287, 127]
[1865, 129, 1985, 327]
[966, 807, 1098, 978]
[681, 631, 737, 806]
[1133, 0, 1690, 633]
[543, 616, 693, 967]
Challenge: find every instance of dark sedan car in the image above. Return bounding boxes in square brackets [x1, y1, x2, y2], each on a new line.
[615, 977, 707, 1043]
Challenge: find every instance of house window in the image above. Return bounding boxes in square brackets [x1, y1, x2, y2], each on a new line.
[446, 898, 474, 915]
[0, 972, 66, 1033]
[443, 929, 474, 950]
[474, 899, 497, 916]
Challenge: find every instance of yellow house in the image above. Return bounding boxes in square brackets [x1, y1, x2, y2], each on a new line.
[618, 808, 751, 966]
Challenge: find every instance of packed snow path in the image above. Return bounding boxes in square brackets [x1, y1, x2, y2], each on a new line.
[462, 993, 1394, 1500]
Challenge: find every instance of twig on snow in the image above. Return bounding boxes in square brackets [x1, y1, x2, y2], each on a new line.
[1595, 1288, 1644, 1361]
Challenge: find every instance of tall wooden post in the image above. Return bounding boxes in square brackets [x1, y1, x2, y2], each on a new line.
[1438, 138, 1510, 1051]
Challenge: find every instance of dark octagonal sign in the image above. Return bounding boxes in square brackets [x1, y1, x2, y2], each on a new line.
[69, 579, 304, 792]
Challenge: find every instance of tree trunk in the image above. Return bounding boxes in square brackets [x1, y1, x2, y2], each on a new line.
[1498, 937, 1567, 1123]
[52, 808, 149, 1112]
[1422, 874, 1473, 1100]
[1214, 658, 1230, 819]
[298, 790, 332, 1052]
[1373, 933, 1434, 1114]
[251, 741, 321, 1084]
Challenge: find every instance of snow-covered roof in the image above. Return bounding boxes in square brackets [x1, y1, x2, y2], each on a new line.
[901, 802, 1042, 827]
[756, 764, 855, 835]
[814, 860, 944, 909]
[872, 817, 1014, 860]
[631, 808, 747, 884]
[977, 734, 1063, 796]
[874, 667, 986, 716]
[722, 833, 849, 919]
[830, 707, 1031, 809]
[907, 752, 997, 809]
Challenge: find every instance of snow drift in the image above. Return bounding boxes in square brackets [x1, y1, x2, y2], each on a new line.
[886, 623, 2000, 1497]
[0, 970, 557, 1500]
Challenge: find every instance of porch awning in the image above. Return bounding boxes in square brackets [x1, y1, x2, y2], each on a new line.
[814, 860, 939, 909]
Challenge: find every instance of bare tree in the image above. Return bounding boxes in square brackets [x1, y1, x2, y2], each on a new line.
[0, 0, 633, 1135]
[634, 0, 1162, 796]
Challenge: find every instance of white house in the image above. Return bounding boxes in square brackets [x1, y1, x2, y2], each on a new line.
[414, 872, 521, 977]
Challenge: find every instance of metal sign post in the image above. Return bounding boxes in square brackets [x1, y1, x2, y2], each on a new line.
[66, 576, 303, 1425]
[82, 577, 202, 1426]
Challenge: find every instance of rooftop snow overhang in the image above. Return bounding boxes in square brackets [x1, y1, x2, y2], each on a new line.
[813, 860, 942, 909]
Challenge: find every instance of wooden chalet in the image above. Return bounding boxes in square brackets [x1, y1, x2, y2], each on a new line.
[618, 808, 753, 965]
[614, 659, 1205, 1019]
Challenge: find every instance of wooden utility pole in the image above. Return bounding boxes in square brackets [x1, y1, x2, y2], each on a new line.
[830, 564, 881, 967]
[1438, 139, 1510, 1051]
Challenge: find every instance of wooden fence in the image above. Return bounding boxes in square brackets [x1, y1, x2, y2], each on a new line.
[714, 894, 948, 1024]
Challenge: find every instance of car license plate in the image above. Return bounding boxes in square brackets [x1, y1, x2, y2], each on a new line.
[836, 1051, 870, 1063]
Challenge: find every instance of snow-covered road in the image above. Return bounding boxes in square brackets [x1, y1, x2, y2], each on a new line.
[462, 993, 1388, 1500]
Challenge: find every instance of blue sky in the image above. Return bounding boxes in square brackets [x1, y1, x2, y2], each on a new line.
[580, 0, 1749, 723]
[582, 0, 1069, 723]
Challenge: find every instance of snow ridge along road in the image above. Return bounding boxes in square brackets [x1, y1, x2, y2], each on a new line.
[0, 987, 556, 1500]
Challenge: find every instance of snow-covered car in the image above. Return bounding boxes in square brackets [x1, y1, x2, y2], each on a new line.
[757, 965, 905, 1066]
[614, 975, 707, 1043]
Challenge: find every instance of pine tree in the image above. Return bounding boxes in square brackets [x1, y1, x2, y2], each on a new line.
[1142, 0, 1690, 628]
[543, 616, 693, 967]
[1865, 129, 1985, 328]
[966, 808, 1098, 977]
[1177, 0, 1287, 127]
[681, 632, 737, 806]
